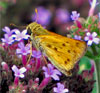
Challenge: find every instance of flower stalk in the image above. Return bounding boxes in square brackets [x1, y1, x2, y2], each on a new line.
[38, 77, 51, 91]
[22, 55, 27, 66]
[14, 77, 19, 86]
[91, 45, 100, 93]
[94, 59, 100, 93]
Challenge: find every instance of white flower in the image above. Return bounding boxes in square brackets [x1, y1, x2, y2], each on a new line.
[12, 29, 30, 41]
[84, 32, 100, 46]
[12, 65, 27, 78]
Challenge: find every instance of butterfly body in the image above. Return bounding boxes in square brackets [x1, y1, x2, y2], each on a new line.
[27, 22, 87, 76]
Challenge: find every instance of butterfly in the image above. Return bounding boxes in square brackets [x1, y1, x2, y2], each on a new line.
[26, 22, 87, 76]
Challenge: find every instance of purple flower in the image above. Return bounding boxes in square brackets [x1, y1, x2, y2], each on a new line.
[1, 34, 15, 45]
[32, 6, 52, 26]
[74, 35, 81, 40]
[12, 29, 30, 41]
[71, 11, 80, 21]
[55, 9, 69, 23]
[32, 50, 42, 58]
[16, 42, 30, 55]
[42, 64, 61, 81]
[53, 83, 69, 93]
[2, 26, 13, 36]
[12, 65, 27, 78]
[84, 32, 100, 46]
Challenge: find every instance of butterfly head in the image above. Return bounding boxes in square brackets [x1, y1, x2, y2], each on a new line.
[26, 22, 49, 36]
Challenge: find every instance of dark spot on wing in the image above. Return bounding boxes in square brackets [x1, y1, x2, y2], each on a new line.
[64, 61, 67, 64]
[54, 47, 58, 51]
[68, 50, 71, 53]
[62, 43, 66, 46]
[66, 41, 69, 43]
[47, 44, 52, 48]
[67, 58, 70, 61]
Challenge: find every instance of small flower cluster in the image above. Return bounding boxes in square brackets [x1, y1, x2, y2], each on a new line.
[69, 11, 100, 46]
[1, 27, 30, 45]
[0, 26, 69, 93]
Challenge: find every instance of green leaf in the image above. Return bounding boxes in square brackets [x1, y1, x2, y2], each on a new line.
[78, 56, 91, 74]
[85, 50, 94, 59]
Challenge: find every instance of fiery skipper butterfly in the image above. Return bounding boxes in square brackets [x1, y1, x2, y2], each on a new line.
[26, 22, 87, 76]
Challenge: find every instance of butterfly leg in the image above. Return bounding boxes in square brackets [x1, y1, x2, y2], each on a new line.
[27, 41, 32, 65]
[42, 55, 48, 65]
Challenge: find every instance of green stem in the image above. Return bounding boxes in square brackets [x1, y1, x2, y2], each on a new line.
[94, 59, 100, 93]
[91, 45, 100, 93]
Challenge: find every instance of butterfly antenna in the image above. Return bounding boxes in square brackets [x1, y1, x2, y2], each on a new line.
[35, 8, 39, 22]
[10, 23, 26, 28]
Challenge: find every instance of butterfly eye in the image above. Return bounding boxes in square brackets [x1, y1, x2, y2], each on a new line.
[27, 28, 32, 35]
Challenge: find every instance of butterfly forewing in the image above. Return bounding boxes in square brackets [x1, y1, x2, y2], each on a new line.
[35, 35, 87, 76]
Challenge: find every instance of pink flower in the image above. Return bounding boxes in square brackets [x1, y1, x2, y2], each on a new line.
[53, 83, 69, 93]
[2, 26, 13, 36]
[42, 64, 61, 81]
[1, 34, 15, 45]
[71, 11, 80, 21]
[12, 65, 27, 78]
[84, 32, 100, 46]
[32, 50, 42, 58]
[16, 42, 30, 55]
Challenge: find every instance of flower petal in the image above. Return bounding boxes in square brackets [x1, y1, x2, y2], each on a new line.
[48, 64, 54, 70]
[53, 69, 62, 75]
[87, 40, 93, 46]
[86, 32, 91, 36]
[19, 67, 27, 74]
[51, 74, 60, 80]
[12, 65, 19, 74]
[19, 74, 24, 78]
[53, 87, 58, 92]
[44, 72, 50, 78]
[93, 38, 100, 44]
[16, 49, 22, 54]
[84, 36, 89, 41]
[18, 42, 25, 48]
[42, 66, 47, 71]
[63, 89, 69, 93]
[22, 29, 27, 35]
[13, 29, 20, 34]
[57, 83, 64, 89]
[2, 26, 10, 33]
[92, 32, 97, 37]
